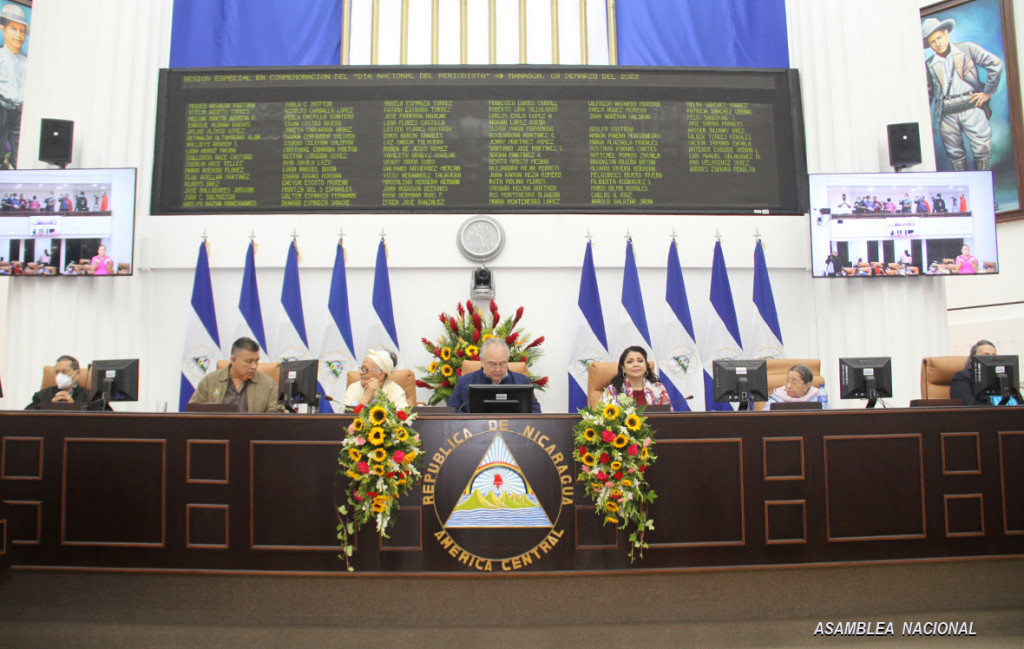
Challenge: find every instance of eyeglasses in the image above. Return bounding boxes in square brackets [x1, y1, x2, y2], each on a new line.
[359, 366, 383, 375]
[482, 361, 508, 371]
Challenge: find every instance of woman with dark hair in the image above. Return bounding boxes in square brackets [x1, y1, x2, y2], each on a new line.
[950, 339, 998, 405]
[601, 345, 671, 408]
[765, 364, 827, 409]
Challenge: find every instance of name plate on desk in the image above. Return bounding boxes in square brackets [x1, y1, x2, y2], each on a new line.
[415, 417, 575, 572]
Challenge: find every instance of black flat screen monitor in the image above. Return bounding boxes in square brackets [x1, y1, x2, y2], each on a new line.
[279, 359, 319, 407]
[468, 384, 534, 414]
[91, 358, 139, 405]
[712, 360, 768, 410]
[971, 354, 1021, 405]
[839, 357, 892, 407]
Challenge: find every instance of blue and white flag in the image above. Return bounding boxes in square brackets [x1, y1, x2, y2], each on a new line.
[747, 240, 784, 359]
[615, 238, 653, 351]
[238, 240, 268, 355]
[273, 240, 311, 362]
[701, 240, 743, 411]
[656, 240, 704, 412]
[318, 240, 358, 413]
[364, 238, 401, 362]
[568, 241, 610, 412]
[179, 241, 222, 411]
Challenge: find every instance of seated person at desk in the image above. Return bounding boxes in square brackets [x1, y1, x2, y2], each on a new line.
[188, 337, 284, 413]
[602, 345, 671, 408]
[447, 338, 541, 413]
[25, 355, 91, 409]
[765, 364, 827, 409]
[949, 339, 1017, 405]
[344, 349, 408, 409]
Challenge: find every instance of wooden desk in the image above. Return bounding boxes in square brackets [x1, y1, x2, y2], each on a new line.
[1, 408, 1021, 573]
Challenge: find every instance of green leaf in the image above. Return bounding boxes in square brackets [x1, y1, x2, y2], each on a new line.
[346, 523, 354, 534]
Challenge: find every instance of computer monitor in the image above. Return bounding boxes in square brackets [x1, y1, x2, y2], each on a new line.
[467, 384, 534, 414]
[970, 354, 1021, 405]
[838, 357, 892, 408]
[712, 360, 769, 410]
[90, 358, 139, 406]
[279, 359, 319, 409]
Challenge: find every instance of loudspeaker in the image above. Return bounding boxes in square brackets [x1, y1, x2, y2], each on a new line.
[887, 122, 921, 170]
[39, 118, 74, 167]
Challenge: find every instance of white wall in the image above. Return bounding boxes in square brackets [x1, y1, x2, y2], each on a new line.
[0, 0, 992, 412]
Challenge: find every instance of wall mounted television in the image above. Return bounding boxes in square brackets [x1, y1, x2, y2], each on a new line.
[0, 167, 137, 277]
[809, 171, 997, 278]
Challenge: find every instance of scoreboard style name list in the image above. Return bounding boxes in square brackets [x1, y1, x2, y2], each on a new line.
[152, 66, 807, 215]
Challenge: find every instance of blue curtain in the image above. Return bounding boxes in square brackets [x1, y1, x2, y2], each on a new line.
[170, 0, 342, 68]
[615, 0, 789, 68]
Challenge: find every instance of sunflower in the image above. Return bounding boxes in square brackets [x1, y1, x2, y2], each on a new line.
[369, 406, 387, 425]
[372, 463, 386, 476]
[610, 461, 622, 471]
[429, 361, 438, 373]
[640, 447, 649, 461]
[371, 448, 387, 462]
[345, 470, 361, 480]
[440, 347, 452, 361]
[395, 427, 408, 442]
[581, 452, 596, 466]
[402, 451, 417, 464]
[591, 482, 604, 490]
[602, 403, 620, 421]
[613, 433, 629, 448]
[466, 345, 479, 357]
[347, 448, 362, 462]
[441, 364, 453, 377]
[351, 418, 364, 432]
[605, 501, 620, 513]
[371, 497, 387, 513]
[583, 428, 597, 442]
[625, 414, 642, 432]
[620, 478, 633, 487]
[605, 516, 619, 525]
[368, 427, 386, 446]
[611, 489, 623, 500]
[481, 333, 493, 342]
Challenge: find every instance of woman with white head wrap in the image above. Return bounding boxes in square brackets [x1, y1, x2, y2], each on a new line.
[344, 349, 409, 409]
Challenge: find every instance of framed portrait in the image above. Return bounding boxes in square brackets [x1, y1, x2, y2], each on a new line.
[922, 0, 1024, 221]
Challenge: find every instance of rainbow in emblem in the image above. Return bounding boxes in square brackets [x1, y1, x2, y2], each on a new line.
[444, 434, 552, 528]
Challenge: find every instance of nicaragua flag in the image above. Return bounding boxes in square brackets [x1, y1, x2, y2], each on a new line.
[746, 240, 785, 359]
[656, 240, 704, 412]
[615, 238, 653, 351]
[701, 240, 743, 411]
[568, 241, 609, 412]
[364, 238, 401, 361]
[179, 241, 222, 411]
[318, 239, 358, 413]
[273, 240, 311, 362]
[238, 240, 268, 356]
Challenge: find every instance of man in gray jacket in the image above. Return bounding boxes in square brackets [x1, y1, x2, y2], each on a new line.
[923, 16, 1003, 171]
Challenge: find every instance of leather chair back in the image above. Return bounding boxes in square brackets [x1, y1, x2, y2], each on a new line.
[920, 356, 964, 399]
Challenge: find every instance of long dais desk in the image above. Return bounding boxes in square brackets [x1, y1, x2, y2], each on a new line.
[0, 408, 1021, 573]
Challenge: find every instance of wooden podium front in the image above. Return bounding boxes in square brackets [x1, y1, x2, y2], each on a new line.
[0, 408, 1022, 573]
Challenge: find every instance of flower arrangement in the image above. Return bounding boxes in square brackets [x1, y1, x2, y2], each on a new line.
[337, 393, 422, 571]
[416, 299, 548, 405]
[573, 397, 658, 561]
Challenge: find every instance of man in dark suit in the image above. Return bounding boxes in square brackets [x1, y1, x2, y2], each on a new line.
[25, 355, 91, 409]
[447, 338, 540, 413]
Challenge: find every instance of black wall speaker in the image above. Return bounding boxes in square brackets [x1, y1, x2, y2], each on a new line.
[887, 122, 921, 169]
[39, 118, 74, 167]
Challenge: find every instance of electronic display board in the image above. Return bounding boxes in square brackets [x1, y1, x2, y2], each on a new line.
[152, 66, 808, 215]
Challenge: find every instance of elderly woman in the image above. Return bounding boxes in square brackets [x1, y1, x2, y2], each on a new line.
[765, 364, 827, 409]
[601, 345, 671, 408]
[344, 349, 408, 409]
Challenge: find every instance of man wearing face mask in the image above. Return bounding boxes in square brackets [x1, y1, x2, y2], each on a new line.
[25, 355, 91, 409]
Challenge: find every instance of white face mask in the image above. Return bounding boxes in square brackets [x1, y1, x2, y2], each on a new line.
[55, 372, 74, 390]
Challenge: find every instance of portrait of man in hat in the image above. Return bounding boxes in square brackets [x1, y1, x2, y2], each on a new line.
[0, 1, 28, 169]
[922, 14, 1003, 172]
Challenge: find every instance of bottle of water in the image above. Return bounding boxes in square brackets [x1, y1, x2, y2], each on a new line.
[816, 383, 829, 408]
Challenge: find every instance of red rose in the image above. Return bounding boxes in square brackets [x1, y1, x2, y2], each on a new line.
[596, 470, 608, 481]
[614, 470, 623, 480]
[599, 452, 610, 464]
[367, 491, 377, 498]
[353, 491, 364, 502]
[526, 335, 545, 349]
[393, 450, 406, 463]
[357, 461, 370, 474]
[396, 410, 408, 421]
[627, 444, 639, 456]
[579, 446, 587, 455]
[353, 404, 364, 414]
[441, 380, 450, 388]
[385, 471, 396, 478]
[455, 349, 465, 357]
[640, 465, 647, 472]
[535, 376, 549, 387]
[602, 430, 615, 443]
